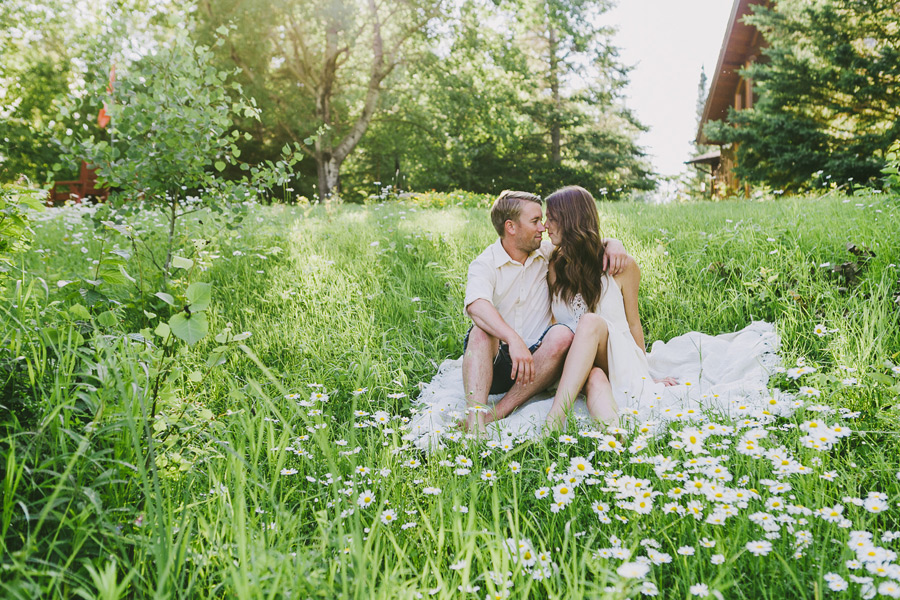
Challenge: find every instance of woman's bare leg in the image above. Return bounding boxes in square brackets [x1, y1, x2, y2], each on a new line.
[546, 313, 610, 428]
[584, 367, 617, 427]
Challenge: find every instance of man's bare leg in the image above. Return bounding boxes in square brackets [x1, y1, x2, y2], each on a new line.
[484, 326, 574, 425]
[462, 326, 499, 432]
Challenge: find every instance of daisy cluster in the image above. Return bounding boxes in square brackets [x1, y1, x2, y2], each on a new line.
[268, 375, 900, 598]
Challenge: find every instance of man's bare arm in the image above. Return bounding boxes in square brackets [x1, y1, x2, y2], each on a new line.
[601, 238, 630, 275]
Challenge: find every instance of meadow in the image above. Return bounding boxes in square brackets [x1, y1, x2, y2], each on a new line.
[2, 189, 900, 599]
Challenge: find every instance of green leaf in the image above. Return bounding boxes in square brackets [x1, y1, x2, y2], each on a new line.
[69, 304, 91, 320]
[144, 310, 158, 320]
[97, 310, 117, 327]
[172, 256, 194, 270]
[186, 282, 212, 312]
[155, 292, 175, 306]
[207, 348, 229, 367]
[188, 370, 203, 382]
[216, 25, 229, 36]
[215, 161, 226, 172]
[155, 322, 171, 339]
[119, 265, 137, 283]
[169, 312, 208, 346]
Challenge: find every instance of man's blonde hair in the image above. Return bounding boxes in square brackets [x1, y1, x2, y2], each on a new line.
[490, 190, 542, 237]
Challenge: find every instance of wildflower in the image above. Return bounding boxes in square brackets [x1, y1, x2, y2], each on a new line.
[357, 490, 375, 508]
[813, 324, 828, 337]
[552, 483, 575, 504]
[310, 391, 329, 402]
[508, 461, 521, 474]
[380, 509, 397, 525]
[401, 522, 417, 530]
[481, 470, 496, 482]
[689, 583, 709, 597]
[879, 582, 900, 598]
[534, 487, 550, 500]
[592, 501, 610, 516]
[569, 456, 593, 476]
[422, 486, 441, 495]
[616, 562, 649, 579]
[711, 554, 725, 565]
[640, 581, 659, 596]
[745, 540, 773, 556]
[597, 435, 623, 453]
[863, 497, 887, 513]
[798, 386, 821, 398]
[677, 546, 696, 556]
[352, 388, 368, 396]
[280, 468, 298, 476]
[559, 435, 577, 445]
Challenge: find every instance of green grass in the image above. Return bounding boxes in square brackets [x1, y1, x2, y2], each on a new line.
[2, 190, 900, 599]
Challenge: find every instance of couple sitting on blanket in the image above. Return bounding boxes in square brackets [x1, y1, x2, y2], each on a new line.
[462, 185, 677, 433]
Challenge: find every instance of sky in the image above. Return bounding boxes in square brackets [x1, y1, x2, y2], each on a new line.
[600, 1, 736, 178]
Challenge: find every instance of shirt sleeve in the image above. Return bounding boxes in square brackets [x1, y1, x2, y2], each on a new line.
[464, 255, 496, 310]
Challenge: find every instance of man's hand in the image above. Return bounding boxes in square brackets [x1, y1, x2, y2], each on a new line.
[507, 337, 534, 386]
[603, 238, 628, 275]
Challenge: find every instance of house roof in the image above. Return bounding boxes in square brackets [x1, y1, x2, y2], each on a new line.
[696, 0, 768, 144]
[685, 149, 721, 165]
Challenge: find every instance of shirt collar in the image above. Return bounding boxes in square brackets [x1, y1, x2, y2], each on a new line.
[490, 238, 545, 268]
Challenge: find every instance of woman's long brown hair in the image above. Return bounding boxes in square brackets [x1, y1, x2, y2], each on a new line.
[546, 186, 606, 310]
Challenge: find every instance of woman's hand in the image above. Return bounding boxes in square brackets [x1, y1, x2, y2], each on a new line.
[654, 376, 678, 387]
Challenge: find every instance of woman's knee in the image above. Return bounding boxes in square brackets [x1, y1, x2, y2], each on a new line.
[578, 313, 608, 338]
[586, 367, 610, 389]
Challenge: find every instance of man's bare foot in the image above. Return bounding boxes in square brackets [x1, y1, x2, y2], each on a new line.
[464, 409, 489, 434]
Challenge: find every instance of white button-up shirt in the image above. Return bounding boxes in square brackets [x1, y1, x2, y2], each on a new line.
[464, 239, 553, 347]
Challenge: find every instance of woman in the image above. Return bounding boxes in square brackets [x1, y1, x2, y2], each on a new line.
[543, 186, 675, 428]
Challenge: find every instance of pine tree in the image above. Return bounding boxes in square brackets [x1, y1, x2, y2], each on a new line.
[704, 0, 900, 191]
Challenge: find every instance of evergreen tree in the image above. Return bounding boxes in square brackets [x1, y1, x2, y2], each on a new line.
[704, 0, 900, 191]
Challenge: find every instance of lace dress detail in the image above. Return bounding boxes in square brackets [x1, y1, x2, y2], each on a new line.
[571, 293, 588, 325]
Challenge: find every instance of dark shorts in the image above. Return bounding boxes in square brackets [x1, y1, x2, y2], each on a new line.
[463, 323, 573, 395]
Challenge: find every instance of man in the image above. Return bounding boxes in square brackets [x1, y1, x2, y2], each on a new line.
[462, 190, 630, 432]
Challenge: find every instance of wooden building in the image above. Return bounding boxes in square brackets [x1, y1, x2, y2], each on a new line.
[690, 0, 770, 196]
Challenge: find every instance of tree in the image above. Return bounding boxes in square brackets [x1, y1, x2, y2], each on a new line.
[198, 0, 445, 200]
[69, 13, 299, 281]
[347, 0, 653, 197]
[0, 0, 103, 182]
[704, 0, 900, 191]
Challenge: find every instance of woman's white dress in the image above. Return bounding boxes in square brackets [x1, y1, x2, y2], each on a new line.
[410, 275, 783, 449]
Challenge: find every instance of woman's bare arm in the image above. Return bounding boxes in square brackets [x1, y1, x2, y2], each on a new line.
[613, 258, 645, 351]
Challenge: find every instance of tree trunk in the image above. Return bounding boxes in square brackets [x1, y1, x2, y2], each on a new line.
[315, 151, 341, 200]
